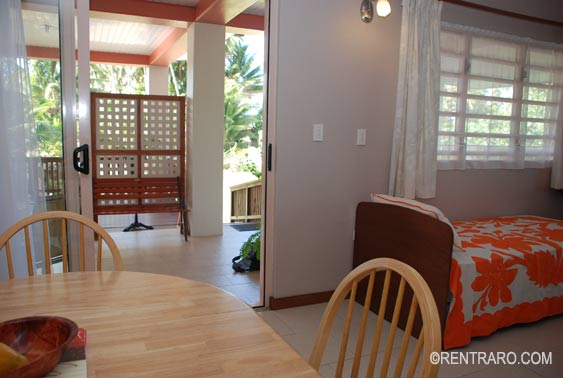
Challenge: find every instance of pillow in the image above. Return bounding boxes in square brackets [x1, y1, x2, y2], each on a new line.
[369, 193, 464, 251]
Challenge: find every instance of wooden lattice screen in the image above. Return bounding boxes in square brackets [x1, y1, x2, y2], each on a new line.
[91, 93, 186, 219]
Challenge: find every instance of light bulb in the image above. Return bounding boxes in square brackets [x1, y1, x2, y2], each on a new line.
[376, 0, 391, 18]
[360, 0, 374, 23]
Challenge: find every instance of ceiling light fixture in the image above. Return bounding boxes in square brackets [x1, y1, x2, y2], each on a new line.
[360, 0, 391, 23]
[360, 0, 374, 23]
[376, 0, 392, 18]
[41, 24, 55, 33]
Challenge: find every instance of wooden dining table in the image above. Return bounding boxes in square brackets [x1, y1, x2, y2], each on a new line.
[0, 271, 320, 378]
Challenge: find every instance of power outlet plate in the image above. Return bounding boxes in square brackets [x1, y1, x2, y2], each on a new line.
[313, 124, 324, 142]
[356, 129, 367, 145]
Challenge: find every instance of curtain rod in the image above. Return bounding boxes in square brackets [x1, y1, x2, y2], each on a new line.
[442, 0, 563, 28]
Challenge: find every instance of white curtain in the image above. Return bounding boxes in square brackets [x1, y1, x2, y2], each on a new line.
[549, 50, 563, 189]
[388, 0, 443, 199]
[0, 0, 46, 279]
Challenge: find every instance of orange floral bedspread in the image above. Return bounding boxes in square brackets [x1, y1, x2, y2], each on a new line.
[444, 216, 563, 349]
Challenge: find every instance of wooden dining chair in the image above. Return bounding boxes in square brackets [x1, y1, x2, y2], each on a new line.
[309, 258, 441, 378]
[0, 211, 123, 278]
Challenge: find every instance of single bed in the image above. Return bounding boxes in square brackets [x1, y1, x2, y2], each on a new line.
[353, 202, 563, 349]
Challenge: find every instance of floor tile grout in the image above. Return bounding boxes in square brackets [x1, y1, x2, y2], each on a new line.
[261, 304, 563, 378]
[103, 225, 260, 306]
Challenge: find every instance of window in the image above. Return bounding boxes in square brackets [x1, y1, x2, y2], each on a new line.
[438, 28, 563, 169]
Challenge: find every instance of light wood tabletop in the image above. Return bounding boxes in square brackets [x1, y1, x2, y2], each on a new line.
[0, 271, 320, 378]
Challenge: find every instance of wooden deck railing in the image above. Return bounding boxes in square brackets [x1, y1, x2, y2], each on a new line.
[230, 179, 262, 223]
[41, 157, 64, 199]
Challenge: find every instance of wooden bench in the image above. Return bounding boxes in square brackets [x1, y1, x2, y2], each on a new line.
[93, 177, 189, 241]
[91, 92, 188, 241]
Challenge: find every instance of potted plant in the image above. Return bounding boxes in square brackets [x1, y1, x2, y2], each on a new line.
[232, 230, 260, 272]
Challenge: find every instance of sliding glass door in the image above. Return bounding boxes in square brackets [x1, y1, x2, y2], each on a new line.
[20, 0, 67, 271]
[19, 0, 92, 272]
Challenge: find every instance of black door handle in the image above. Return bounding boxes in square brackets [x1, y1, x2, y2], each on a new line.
[267, 143, 272, 172]
[73, 144, 89, 174]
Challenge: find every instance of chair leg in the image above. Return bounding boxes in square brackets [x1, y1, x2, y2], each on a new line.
[177, 211, 190, 241]
[183, 212, 190, 241]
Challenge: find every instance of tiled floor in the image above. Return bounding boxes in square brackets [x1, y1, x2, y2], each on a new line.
[258, 302, 563, 378]
[102, 224, 261, 306]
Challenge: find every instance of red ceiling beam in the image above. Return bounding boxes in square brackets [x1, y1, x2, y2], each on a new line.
[226, 14, 264, 31]
[149, 29, 188, 66]
[26, 46, 151, 66]
[26, 46, 59, 61]
[91, 51, 150, 66]
[90, 0, 195, 23]
[196, 0, 258, 25]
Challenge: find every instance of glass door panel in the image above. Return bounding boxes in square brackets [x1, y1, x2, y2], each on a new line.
[22, 0, 91, 272]
[22, 0, 66, 270]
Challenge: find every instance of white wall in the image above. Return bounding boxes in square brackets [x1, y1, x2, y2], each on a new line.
[442, 0, 563, 43]
[269, 0, 563, 299]
[187, 22, 225, 236]
[147, 65, 169, 96]
[269, 0, 402, 297]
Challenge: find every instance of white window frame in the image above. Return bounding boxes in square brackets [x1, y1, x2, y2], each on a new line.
[437, 23, 563, 170]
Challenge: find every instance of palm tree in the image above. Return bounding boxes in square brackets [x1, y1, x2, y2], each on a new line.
[224, 85, 256, 152]
[225, 36, 263, 94]
[29, 60, 62, 156]
[90, 63, 145, 94]
[30, 60, 147, 157]
[224, 36, 263, 154]
[169, 60, 187, 96]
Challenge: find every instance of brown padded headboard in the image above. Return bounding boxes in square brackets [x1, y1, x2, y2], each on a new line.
[353, 202, 454, 337]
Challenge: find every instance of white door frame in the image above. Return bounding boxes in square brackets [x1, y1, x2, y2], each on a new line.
[262, 0, 280, 307]
[77, 0, 93, 221]
[60, 0, 94, 270]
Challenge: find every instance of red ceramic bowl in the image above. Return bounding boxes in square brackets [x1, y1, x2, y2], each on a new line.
[0, 316, 78, 378]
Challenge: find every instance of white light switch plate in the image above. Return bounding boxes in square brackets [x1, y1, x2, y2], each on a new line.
[356, 129, 367, 145]
[313, 124, 324, 142]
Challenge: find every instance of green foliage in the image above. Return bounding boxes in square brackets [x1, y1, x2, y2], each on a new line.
[249, 108, 263, 147]
[30, 37, 267, 160]
[30, 60, 147, 157]
[240, 230, 261, 261]
[90, 63, 145, 94]
[440, 79, 553, 150]
[225, 36, 263, 94]
[29, 60, 62, 157]
[223, 146, 262, 173]
[169, 60, 187, 96]
[224, 36, 263, 155]
[239, 160, 261, 179]
[224, 84, 257, 152]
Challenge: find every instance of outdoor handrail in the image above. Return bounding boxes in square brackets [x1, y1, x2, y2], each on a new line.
[41, 157, 64, 198]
